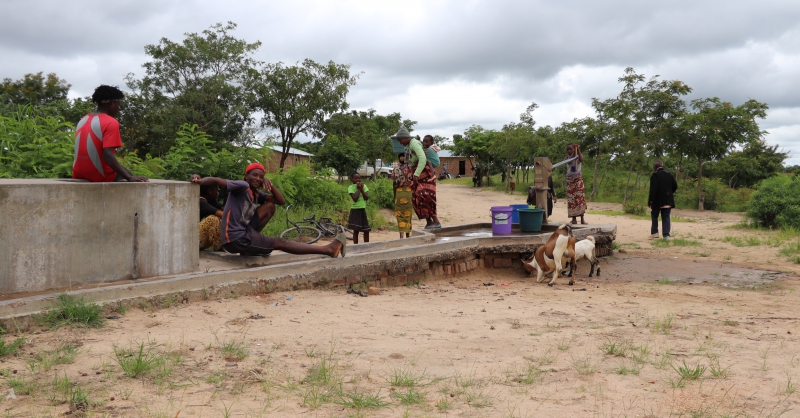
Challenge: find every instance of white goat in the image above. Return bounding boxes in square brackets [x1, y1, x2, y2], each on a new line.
[563, 235, 600, 278]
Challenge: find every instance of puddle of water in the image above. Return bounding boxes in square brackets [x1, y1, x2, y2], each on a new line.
[463, 231, 494, 238]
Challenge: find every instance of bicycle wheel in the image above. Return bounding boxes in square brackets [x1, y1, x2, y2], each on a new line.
[280, 226, 322, 244]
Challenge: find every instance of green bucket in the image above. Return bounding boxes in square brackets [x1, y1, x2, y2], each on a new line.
[518, 208, 545, 232]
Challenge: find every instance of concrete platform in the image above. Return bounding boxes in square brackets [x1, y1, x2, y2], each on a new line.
[0, 222, 616, 329]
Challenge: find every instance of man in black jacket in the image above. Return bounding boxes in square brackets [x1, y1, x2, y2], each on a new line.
[648, 159, 678, 239]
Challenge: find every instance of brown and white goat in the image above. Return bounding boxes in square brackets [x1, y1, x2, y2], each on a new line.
[562, 235, 600, 278]
[523, 224, 577, 286]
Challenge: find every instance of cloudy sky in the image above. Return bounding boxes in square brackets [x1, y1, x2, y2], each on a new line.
[2, 0, 799, 164]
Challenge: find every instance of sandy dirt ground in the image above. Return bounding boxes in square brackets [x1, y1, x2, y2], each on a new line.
[4, 183, 800, 417]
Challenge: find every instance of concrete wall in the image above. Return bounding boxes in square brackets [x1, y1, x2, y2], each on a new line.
[0, 179, 198, 295]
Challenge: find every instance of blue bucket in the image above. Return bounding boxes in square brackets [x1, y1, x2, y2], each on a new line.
[509, 204, 528, 224]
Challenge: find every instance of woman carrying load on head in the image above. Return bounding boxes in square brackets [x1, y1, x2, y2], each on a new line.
[395, 126, 442, 230]
[564, 143, 587, 225]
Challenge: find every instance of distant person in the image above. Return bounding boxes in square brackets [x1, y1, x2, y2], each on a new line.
[72, 85, 148, 182]
[648, 158, 678, 240]
[392, 153, 413, 239]
[348, 173, 371, 244]
[547, 175, 557, 217]
[563, 143, 587, 224]
[192, 163, 345, 257]
[198, 175, 224, 251]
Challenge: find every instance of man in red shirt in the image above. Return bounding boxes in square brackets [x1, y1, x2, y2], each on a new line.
[72, 85, 148, 182]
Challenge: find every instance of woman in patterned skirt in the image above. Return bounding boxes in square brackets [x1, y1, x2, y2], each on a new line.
[563, 143, 587, 224]
[392, 153, 413, 238]
[395, 127, 442, 229]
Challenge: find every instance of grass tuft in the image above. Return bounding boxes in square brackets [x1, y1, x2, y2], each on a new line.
[38, 293, 105, 329]
[652, 238, 702, 248]
[0, 338, 24, 356]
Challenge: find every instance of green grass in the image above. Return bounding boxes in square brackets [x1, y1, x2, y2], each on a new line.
[386, 367, 428, 387]
[599, 339, 631, 357]
[391, 388, 425, 405]
[7, 376, 40, 395]
[220, 339, 248, 360]
[719, 235, 762, 247]
[570, 353, 599, 375]
[335, 389, 389, 410]
[778, 239, 800, 263]
[673, 361, 706, 381]
[652, 313, 676, 335]
[0, 338, 24, 356]
[587, 209, 695, 223]
[29, 342, 78, 372]
[113, 339, 176, 379]
[38, 293, 105, 329]
[652, 238, 702, 248]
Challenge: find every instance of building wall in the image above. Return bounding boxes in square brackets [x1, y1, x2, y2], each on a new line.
[435, 157, 476, 177]
[264, 153, 312, 173]
[0, 179, 197, 295]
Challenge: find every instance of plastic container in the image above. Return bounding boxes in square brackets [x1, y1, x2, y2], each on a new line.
[509, 204, 528, 224]
[390, 137, 406, 154]
[518, 208, 545, 232]
[490, 206, 513, 235]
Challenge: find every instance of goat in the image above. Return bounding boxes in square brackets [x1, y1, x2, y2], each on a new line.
[562, 235, 601, 278]
[522, 224, 577, 286]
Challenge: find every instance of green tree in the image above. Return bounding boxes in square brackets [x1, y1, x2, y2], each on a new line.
[124, 22, 261, 156]
[592, 68, 692, 205]
[1, 72, 70, 106]
[320, 109, 415, 166]
[705, 139, 787, 188]
[678, 98, 768, 210]
[452, 125, 497, 186]
[313, 135, 364, 182]
[253, 59, 360, 169]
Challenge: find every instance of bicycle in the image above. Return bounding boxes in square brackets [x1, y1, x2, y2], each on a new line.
[279, 204, 352, 244]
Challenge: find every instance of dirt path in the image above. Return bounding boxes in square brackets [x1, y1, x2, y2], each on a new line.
[3, 183, 800, 417]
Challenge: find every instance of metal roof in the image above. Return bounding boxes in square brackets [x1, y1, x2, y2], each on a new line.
[269, 145, 314, 157]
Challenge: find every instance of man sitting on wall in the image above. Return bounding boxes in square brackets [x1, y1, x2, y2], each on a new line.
[192, 163, 345, 257]
[198, 178, 225, 251]
[72, 85, 148, 182]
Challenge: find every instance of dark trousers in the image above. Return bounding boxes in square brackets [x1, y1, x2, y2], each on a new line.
[651, 207, 672, 237]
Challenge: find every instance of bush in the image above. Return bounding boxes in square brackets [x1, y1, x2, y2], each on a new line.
[623, 202, 646, 216]
[270, 164, 349, 211]
[746, 175, 800, 230]
[675, 177, 752, 211]
[365, 178, 394, 210]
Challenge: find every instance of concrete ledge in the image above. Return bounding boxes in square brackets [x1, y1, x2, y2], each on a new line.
[199, 229, 436, 267]
[0, 222, 616, 330]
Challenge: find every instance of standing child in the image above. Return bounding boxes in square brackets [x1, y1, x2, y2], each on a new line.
[348, 173, 371, 244]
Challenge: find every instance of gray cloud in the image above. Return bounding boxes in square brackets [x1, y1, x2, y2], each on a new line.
[2, 0, 799, 163]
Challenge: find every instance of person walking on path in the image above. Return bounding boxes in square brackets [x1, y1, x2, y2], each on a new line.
[563, 143, 587, 224]
[72, 85, 148, 182]
[192, 163, 345, 257]
[392, 153, 414, 238]
[648, 159, 678, 239]
[347, 173, 371, 244]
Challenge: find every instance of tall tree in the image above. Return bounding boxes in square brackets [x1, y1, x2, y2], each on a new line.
[705, 139, 787, 188]
[677, 98, 768, 210]
[452, 125, 497, 186]
[593, 68, 691, 205]
[124, 22, 261, 156]
[1, 72, 70, 106]
[313, 135, 364, 182]
[253, 59, 360, 168]
[319, 109, 414, 167]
